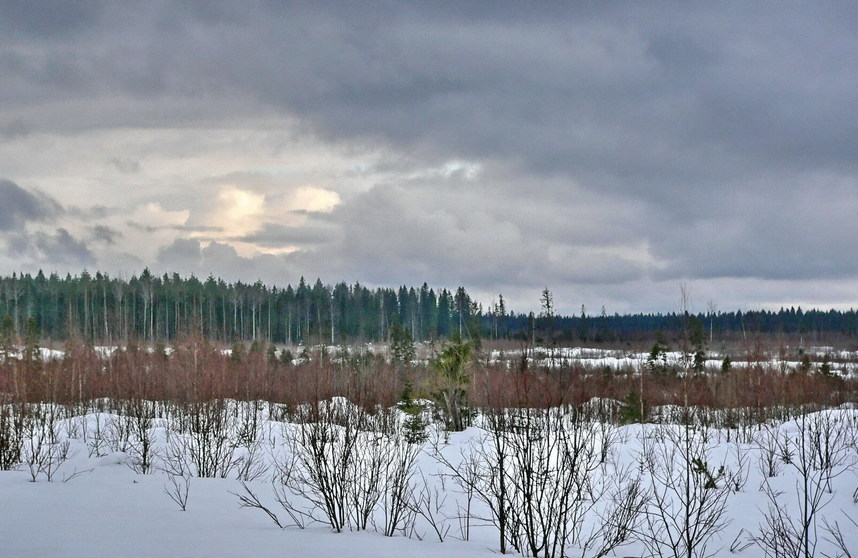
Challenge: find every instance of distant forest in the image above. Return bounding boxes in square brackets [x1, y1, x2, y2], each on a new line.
[0, 270, 856, 346]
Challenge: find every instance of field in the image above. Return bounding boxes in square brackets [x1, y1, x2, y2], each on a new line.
[1, 339, 857, 557]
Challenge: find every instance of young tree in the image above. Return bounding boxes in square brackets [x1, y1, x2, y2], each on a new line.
[390, 318, 416, 365]
[431, 336, 472, 432]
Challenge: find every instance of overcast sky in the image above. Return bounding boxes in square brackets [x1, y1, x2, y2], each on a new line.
[1, 1, 856, 315]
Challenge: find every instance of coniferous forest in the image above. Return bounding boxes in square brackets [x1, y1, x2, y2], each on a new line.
[0, 270, 855, 346]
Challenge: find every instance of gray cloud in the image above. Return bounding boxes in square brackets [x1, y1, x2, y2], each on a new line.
[0, 178, 62, 230]
[154, 238, 289, 284]
[1, 2, 856, 312]
[0, 119, 31, 140]
[7, 228, 95, 267]
[108, 157, 141, 175]
[36, 228, 95, 266]
[67, 205, 111, 219]
[0, 2, 100, 39]
[126, 221, 222, 234]
[89, 224, 122, 245]
[235, 223, 336, 247]
[156, 238, 203, 276]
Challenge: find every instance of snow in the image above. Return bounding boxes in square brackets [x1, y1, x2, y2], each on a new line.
[2, 399, 857, 557]
[14, 342, 858, 378]
[489, 346, 858, 378]
[0, 417, 490, 557]
[0, 467, 491, 558]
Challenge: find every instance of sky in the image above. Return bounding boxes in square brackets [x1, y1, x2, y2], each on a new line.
[1, 1, 856, 315]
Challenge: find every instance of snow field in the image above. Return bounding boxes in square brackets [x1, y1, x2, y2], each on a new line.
[1, 400, 857, 557]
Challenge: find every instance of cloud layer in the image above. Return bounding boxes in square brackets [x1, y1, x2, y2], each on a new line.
[1, 2, 856, 313]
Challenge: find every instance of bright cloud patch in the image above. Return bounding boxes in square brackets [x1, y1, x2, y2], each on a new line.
[214, 186, 266, 237]
[289, 186, 341, 213]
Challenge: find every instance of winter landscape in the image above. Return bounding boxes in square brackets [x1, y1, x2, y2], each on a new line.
[2, 334, 858, 558]
[2, 2, 857, 557]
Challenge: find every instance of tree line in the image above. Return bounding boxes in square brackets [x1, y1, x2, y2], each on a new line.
[0, 270, 855, 345]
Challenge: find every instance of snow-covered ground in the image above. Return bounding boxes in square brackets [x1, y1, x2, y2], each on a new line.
[490, 346, 858, 378]
[1, 401, 857, 557]
[14, 342, 858, 378]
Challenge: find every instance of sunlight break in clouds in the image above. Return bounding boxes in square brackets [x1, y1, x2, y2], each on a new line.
[290, 186, 341, 214]
[209, 186, 266, 239]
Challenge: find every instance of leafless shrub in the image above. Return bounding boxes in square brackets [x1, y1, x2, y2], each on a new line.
[179, 400, 236, 478]
[234, 399, 262, 446]
[380, 435, 421, 537]
[407, 469, 452, 542]
[62, 466, 94, 483]
[431, 412, 513, 552]
[348, 430, 388, 531]
[163, 431, 191, 477]
[638, 420, 732, 558]
[268, 450, 322, 529]
[232, 480, 285, 529]
[434, 406, 637, 558]
[20, 404, 72, 482]
[503, 408, 603, 558]
[282, 401, 366, 532]
[164, 473, 191, 511]
[104, 412, 134, 453]
[87, 412, 108, 458]
[64, 407, 84, 440]
[236, 399, 422, 535]
[728, 442, 751, 493]
[580, 469, 648, 558]
[752, 410, 852, 558]
[123, 399, 158, 474]
[233, 438, 269, 482]
[239, 443, 323, 530]
[756, 425, 784, 480]
[0, 398, 26, 470]
[822, 515, 857, 558]
[451, 454, 477, 541]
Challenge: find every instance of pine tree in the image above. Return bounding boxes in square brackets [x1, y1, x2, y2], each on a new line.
[431, 335, 472, 431]
[390, 318, 416, 365]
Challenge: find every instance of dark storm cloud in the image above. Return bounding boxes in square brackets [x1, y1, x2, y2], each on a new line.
[7, 228, 95, 267]
[35, 228, 95, 266]
[2, 2, 856, 307]
[0, 179, 62, 230]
